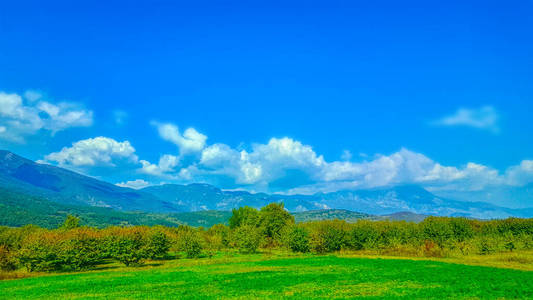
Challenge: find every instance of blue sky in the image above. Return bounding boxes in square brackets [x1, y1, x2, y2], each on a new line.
[0, 1, 532, 207]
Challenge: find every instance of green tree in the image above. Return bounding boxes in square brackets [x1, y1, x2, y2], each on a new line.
[0, 245, 16, 271]
[179, 230, 203, 258]
[106, 230, 148, 266]
[259, 203, 294, 243]
[61, 215, 80, 230]
[147, 230, 171, 259]
[229, 206, 260, 229]
[288, 225, 310, 253]
[234, 224, 262, 253]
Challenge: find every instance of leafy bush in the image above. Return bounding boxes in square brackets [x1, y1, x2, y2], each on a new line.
[229, 206, 260, 229]
[288, 226, 310, 253]
[308, 220, 349, 253]
[179, 230, 203, 258]
[105, 228, 149, 266]
[259, 203, 294, 243]
[234, 224, 262, 253]
[146, 230, 171, 259]
[58, 228, 102, 270]
[60, 215, 80, 230]
[18, 231, 63, 272]
[0, 245, 16, 271]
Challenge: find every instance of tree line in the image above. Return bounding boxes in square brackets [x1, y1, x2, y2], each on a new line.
[1, 203, 532, 273]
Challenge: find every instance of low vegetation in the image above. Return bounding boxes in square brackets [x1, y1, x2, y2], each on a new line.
[0, 202, 532, 277]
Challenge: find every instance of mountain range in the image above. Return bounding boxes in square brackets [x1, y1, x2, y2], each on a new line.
[0, 150, 532, 222]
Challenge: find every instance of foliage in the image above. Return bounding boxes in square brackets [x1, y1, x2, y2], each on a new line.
[234, 225, 262, 253]
[146, 229, 171, 259]
[228, 206, 260, 229]
[1, 206, 533, 274]
[104, 227, 149, 266]
[61, 215, 80, 230]
[259, 203, 294, 243]
[288, 225, 310, 253]
[0, 245, 16, 271]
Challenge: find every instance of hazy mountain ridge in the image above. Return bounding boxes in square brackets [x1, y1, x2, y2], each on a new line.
[0, 150, 184, 213]
[0, 150, 531, 219]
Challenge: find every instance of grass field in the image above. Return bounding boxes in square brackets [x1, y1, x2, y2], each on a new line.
[1, 253, 532, 299]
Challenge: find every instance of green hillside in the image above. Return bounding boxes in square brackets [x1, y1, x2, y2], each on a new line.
[0, 188, 229, 228]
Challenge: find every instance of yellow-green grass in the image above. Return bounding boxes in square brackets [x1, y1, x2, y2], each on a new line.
[1, 252, 533, 299]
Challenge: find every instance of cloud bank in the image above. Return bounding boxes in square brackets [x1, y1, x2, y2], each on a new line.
[51, 122, 528, 197]
[0, 91, 93, 142]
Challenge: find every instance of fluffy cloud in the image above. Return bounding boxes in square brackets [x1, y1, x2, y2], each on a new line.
[152, 122, 207, 154]
[198, 138, 325, 185]
[140, 154, 180, 177]
[432, 106, 499, 133]
[44, 137, 138, 167]
[505, 160, 533, 186]
[116, 179, 151, 189]
[40, 120, 533, 196]
[0, 91, 93, 142]
[146, 134, 533, 194]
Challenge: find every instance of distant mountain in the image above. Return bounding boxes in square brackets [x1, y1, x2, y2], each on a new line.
[144, 183, 533, 219]
[0, 186, 427, 228]
[0, 150, 184, 213]
[1, 150, 532, 219]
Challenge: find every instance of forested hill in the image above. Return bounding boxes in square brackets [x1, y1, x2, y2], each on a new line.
[0, 188, 231, 228]
[0, 188, 429, 228]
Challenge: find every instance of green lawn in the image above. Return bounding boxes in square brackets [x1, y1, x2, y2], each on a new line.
[1, 255, 532, 299]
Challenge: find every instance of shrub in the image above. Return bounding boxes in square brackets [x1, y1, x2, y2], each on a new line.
[58, 228, 102, 270]
[420, 217, 453, 248]
[288, 226, 310, 253]
[60, 215, 81, 230]
[350, 221, 380, 250]
[308, 220, 349, 253]
[178, 230, 203, 258]
[204, 224, 231, 256]
[259, 203, 294, 244]
[229, 206, 260, 229]
[18, 231, 63, 272]
[105, 228, 149, 266]
[234, 224, 261, 253]
[147, 230, 171, 259]
[0, 245, 16, 271]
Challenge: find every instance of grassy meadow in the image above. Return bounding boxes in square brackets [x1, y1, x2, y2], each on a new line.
[1, 251, 533, 299]
[2, 206, 533, 299]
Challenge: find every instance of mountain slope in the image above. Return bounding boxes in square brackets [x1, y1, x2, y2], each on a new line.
[144, 183, 533, 219]
[0, 150, 183, 212]
[1, 150, 531, 219]
[0, 187, 233, 228]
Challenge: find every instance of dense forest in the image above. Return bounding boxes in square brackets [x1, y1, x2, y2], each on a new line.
[1, 202, 532, 274]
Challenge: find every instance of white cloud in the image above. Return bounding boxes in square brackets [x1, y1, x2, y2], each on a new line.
[140, 154, 180, 177]
[198, 137, 325, 185]
[44, 137, 138, 167]
[505, 160, 533, 186]
[432, 106, 499, 133]
[152, 122, 207, 154]
[0, 91, 93, 142]
[116, 179, 151, 189]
